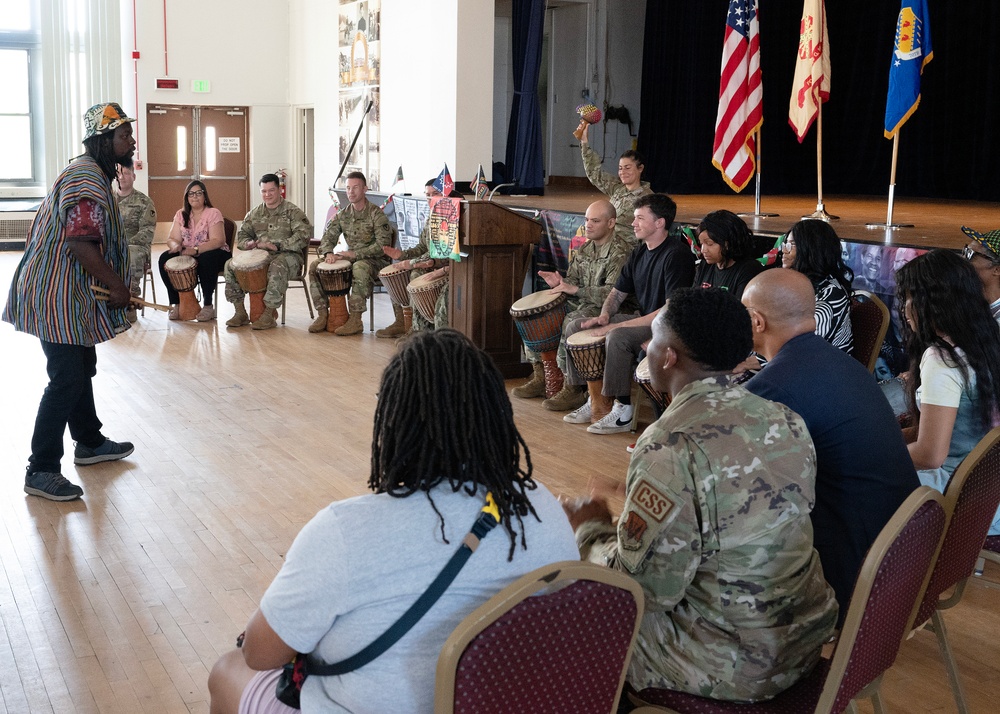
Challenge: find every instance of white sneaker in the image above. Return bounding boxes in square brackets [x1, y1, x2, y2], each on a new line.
[587, 400, 634, 434]
[563, 398, 592, 424]
[196, 305, 216, 322]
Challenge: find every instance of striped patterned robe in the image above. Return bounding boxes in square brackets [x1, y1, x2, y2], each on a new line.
[3, 156, 130, 346]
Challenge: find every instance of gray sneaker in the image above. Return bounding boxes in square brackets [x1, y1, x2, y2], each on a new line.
[25, 471, 83, 501]
[74, 438, 135, 465]
[563, 398, 593, 424]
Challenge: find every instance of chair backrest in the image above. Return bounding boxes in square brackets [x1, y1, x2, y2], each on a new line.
[435, 561, 644, 714]
[849, 290, 890, 374]
[913, 426, 1000, 625]
[815, 487, 946, 714]
[223, 217, 236, 251]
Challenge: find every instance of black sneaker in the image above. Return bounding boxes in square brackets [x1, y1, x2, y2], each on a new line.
[25, 471, 84, 501]
[74, 438, 135, 465]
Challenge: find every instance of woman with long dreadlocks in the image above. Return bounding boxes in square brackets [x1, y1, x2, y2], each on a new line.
[209, 329, 578, 714]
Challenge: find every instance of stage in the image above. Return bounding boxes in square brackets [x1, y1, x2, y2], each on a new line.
[492, 185, 1000, 251]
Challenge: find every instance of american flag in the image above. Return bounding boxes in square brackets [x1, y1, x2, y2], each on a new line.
[712, 0, 762, 193]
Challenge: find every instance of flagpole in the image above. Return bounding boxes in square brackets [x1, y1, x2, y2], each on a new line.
[866, 131, 914, 229]
[804, 102, 838, 221]
[737, 129, 778, 219]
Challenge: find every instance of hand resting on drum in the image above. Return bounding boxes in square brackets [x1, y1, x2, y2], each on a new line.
[333, 250, 356, 261]
[538, 270, 579, 296]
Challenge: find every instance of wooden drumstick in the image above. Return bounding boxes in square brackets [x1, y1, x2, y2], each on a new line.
[89, 285, 171, 312]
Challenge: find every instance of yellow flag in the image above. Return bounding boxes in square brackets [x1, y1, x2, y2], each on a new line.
[788, 0, 831, 142]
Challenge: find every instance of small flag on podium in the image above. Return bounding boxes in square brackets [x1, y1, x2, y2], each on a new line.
[433, 164, 454, 197]
[471, 164, 489, 200]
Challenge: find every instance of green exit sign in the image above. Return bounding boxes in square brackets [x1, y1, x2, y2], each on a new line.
[191, 80, 211, 93]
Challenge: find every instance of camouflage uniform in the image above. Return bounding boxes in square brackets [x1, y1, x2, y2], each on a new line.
[309, 200, 392, 314]
[525, 234, 634, 372]
[581, 143, 650, 246]
[224, 199, 312, 309]
[116, 189, 156, 296]
[577, 376, 838, 702]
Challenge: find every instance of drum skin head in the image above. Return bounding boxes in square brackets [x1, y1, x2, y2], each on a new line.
[566, 330, 606, 348]
[317, 259, 352, 272]
[165, 255, 197, 270]
[510, 289, 564, 314]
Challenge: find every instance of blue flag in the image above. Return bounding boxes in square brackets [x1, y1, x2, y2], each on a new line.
[432, 164, 454, 197]
[884, 0, 933, 139]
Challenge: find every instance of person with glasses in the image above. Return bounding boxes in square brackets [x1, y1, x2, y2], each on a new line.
[780, 219, 853, 352]
[159, 180, 231, 321]
[224, 174, 312, 330]
[961, 226, 1000, 321]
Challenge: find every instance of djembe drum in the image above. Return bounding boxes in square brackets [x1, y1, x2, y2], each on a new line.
[231, 249, 271, 322]
[378, 262, 414, 333]
[566, 331, 613, 423]
[316, 259, 353, 332]
[510, 290, 569, 398]
[634, 356, 671, 416]
[164, 255, 201, 321]
[407, 271, 448, 324]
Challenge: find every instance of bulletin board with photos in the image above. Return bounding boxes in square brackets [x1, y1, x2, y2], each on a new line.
[337, 0, 381, 190]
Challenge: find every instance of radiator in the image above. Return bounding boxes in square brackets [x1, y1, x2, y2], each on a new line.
[0, 212, 36, 250]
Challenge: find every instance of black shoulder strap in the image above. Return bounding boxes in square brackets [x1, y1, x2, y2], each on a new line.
[307, 500, 500, 677]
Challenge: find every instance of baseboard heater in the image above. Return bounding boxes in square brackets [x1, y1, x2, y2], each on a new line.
[0, 212, 36, 251]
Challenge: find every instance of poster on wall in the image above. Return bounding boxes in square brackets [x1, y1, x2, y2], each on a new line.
[337, 0, 381, 190]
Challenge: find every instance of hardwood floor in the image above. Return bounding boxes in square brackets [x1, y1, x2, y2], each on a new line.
[1, 249, 998, 713]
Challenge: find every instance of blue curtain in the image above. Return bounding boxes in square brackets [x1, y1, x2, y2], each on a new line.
[503, 0, 545, 195]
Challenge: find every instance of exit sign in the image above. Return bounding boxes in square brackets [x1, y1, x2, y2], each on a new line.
[192, 79, 211, 93]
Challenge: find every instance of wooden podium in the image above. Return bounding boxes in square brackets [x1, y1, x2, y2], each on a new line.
[448, 201, 541, 379]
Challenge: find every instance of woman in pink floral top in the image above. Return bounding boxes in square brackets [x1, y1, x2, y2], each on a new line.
[157, 180, 231, 321]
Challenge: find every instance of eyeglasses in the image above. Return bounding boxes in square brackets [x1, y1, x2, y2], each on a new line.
[187, 190, 205, 198]
[964, 244, 1000, 265]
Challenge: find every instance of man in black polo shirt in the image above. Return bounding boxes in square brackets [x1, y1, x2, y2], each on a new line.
[742, 269, 919, 616]
[562, 193, 696, 434]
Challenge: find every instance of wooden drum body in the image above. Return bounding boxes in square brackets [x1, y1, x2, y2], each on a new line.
[635, 356, 671, 414]
[316, 259, 353, 332]
[232, 249, 272, 322]
[510, 290, 569, 397]
[164, 255, 201, 321]
[566, 330, 612, 422]
[407, 272, 448, 324]
[379, 263, 413, 333]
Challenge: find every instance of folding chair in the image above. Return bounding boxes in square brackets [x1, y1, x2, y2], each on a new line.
[849, 290, 889, 374]
[435, 560, 644, 714]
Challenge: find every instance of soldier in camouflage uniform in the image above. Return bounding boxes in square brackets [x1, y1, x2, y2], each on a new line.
[377, 180, 448, 337]
[115, 165, 156, 321]
[224, 174, 312, 330]
[308, 171, 392, 335]
[511, 200, 634, 411]
[578, 121, 650, 247]
[565, 288, 837, 703]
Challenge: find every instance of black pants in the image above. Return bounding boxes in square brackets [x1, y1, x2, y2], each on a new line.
[28, 341, 105, 475]
[158, 248, 229, 306]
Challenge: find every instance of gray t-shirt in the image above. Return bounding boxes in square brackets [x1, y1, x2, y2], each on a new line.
[260, 481, 579, 713]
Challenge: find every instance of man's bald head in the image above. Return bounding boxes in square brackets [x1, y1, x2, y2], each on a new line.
[588, 199, 616, 221]
[584, 200, 617, 243]
[742, 269, 817, 359]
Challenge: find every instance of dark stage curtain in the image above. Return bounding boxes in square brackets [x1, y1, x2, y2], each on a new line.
[638, 0, 1000, 202]
[504, 0, 546, 195]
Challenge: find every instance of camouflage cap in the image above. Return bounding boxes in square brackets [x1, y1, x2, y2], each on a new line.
[82, 103, 135, 141]
[961, 226, 1000, 262]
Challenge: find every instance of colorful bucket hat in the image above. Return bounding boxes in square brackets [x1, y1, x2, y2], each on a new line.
[82, 103, 135, 141]
[961, 226, 1000, 262]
